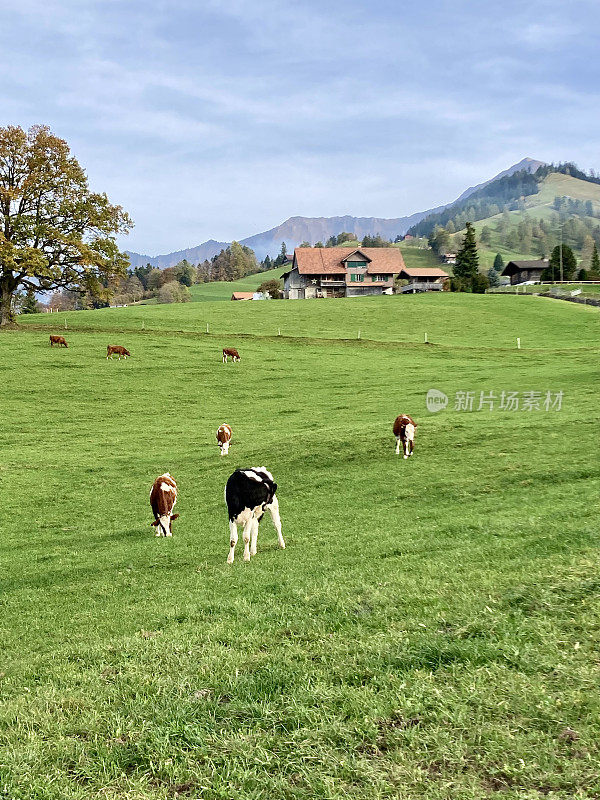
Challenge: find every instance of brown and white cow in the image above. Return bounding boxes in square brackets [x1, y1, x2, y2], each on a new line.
[216, 423, 233, 456]
[393, 414, 417, 458]
[149, 473, 179, 536]
[50, 335, 68, 348]
[222, 347, 240, 363]
[107, 345, 131, 360]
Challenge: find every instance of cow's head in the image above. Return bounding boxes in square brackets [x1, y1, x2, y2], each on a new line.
[151, 513, 179, 536]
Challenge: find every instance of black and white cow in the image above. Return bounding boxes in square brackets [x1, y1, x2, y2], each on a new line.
[225, 467, 284, 563]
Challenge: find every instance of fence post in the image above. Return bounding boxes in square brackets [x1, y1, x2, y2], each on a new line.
[64, 318, 67, 329]
[357, 330, 361, 339]
[424, 332, 428, 343]
[206, 323, 209, 334]
[517, 337, 521, 349]
[278, 328, 281, 336]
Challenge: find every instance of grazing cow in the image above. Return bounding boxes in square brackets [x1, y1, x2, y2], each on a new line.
[225, 467, 284, 563]
[107, 345, 131, 360]
[216, 423, 233, 456]
[393, 414, 417, 458]
[149, 473, 179, 536]
[50, 335, 68, 348]
[222, 347, 240, 363]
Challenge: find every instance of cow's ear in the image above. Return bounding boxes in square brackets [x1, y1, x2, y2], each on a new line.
[171, 513, 180, 521]
[272, 483, 278, 494]
[151, 520, 159, 527]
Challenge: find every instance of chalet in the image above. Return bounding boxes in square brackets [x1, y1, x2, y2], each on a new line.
[231, 292, 254, 301]
[397, 267, 449, 293]
[501, 260, 547, 285]
[282, 247, 405, 299]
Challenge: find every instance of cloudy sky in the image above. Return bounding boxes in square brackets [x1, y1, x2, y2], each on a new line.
[1, 0, 598, 254]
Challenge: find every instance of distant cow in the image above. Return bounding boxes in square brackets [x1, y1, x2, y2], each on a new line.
[222, 347, 240, 363]
[393, 414, 417, 458]
[225, 467, 284, 563]
[216, 423, 233, 456]
[149, 473, 179, 536]
[107, 345, 131, 360]
[50, 335, 68, 348]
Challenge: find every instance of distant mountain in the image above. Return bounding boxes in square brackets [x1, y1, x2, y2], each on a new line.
[455, 157, 546, 203]
[125, 158, 547, 267]
[125, 239, 229, 269]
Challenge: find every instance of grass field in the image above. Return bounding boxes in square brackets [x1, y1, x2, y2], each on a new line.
[189, 266, 288, 303]
[3, 294, 600, 799]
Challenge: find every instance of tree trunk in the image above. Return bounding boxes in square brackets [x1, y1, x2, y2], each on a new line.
[0, 280, 15, 326]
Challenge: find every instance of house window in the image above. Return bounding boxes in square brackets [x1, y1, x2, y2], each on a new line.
[347, 260, 367, 268]
[350, 273, 365, 282]
[372, 274, 388, 282]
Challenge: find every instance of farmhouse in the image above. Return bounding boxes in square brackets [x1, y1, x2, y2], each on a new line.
[501, 260, 547, 285]
[397, 266, 449, 293]
[282, 247, 405, 299]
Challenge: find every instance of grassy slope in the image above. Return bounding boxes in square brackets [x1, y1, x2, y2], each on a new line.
[20, 292, 600, 349]
[466, 173, 600, 270]
[189, 266, 287, 302]
[3, 295, 600, 799]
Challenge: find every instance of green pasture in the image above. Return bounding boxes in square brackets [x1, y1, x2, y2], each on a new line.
[2, 294, 600, 798]
[189, 266, 288, 303]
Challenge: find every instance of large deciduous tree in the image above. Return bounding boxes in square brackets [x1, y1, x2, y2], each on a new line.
[0, 125, 132, 325]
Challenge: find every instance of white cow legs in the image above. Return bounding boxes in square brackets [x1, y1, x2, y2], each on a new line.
[250, 517, 259, 556]
[268, 496, 285, 549]
[227, 520, 238, 564]
[243, 517, 253, 561]
[395, 437, 401, 455]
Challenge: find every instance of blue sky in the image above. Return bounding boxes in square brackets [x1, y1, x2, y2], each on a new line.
[1, 0, 598, 254]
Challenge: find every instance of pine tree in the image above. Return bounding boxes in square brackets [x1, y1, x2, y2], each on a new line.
[493, 253, 504, 272]
[591, 243, 600, 277]
[454, 222, 479, 280]
[21, 288, 40, 314]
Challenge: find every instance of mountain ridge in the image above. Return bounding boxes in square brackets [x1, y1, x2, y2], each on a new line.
[125, 158, 546, 268]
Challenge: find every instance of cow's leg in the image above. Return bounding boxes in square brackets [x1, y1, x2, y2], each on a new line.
[250, 517, 259, 557]
[242, 517, 253, 561]
[395, 436, 401, 455]
[267, 495, 285, 549]
[227, 520, 238, 564]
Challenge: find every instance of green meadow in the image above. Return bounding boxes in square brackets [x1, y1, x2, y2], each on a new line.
[2, 294, 600, 799]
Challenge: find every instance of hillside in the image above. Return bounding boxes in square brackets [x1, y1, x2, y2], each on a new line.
[468, 172, 600, 270]
[188, 265, 287, 302]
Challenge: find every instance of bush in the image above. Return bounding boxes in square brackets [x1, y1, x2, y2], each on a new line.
[471, 273, 490, 293]
[157, 281, 191, 304]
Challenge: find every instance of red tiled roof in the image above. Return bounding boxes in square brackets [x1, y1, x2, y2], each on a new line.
[231, 292, 254, 300]
[294, 247, 405, 275]
[399, 267, 449, 278]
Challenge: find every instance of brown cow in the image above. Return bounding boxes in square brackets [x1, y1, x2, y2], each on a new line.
[149, 473, 179, 536]
[216, 423, 233, 455]
[222, 347, 240, 363]
[107, 345, 131, 360]
[50, 335, 68, 348]
[393, 414, 417, 458]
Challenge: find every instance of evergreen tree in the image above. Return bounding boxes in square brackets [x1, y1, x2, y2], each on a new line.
[487, 267, 500, 287]
[493, 253, 504, 272]
[454, 222, 479, 280]
[543, 244, 577, 281]
[591, 243, 600, 276]
[21, 288, 40, 313]
[480, 225, 492, 245]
